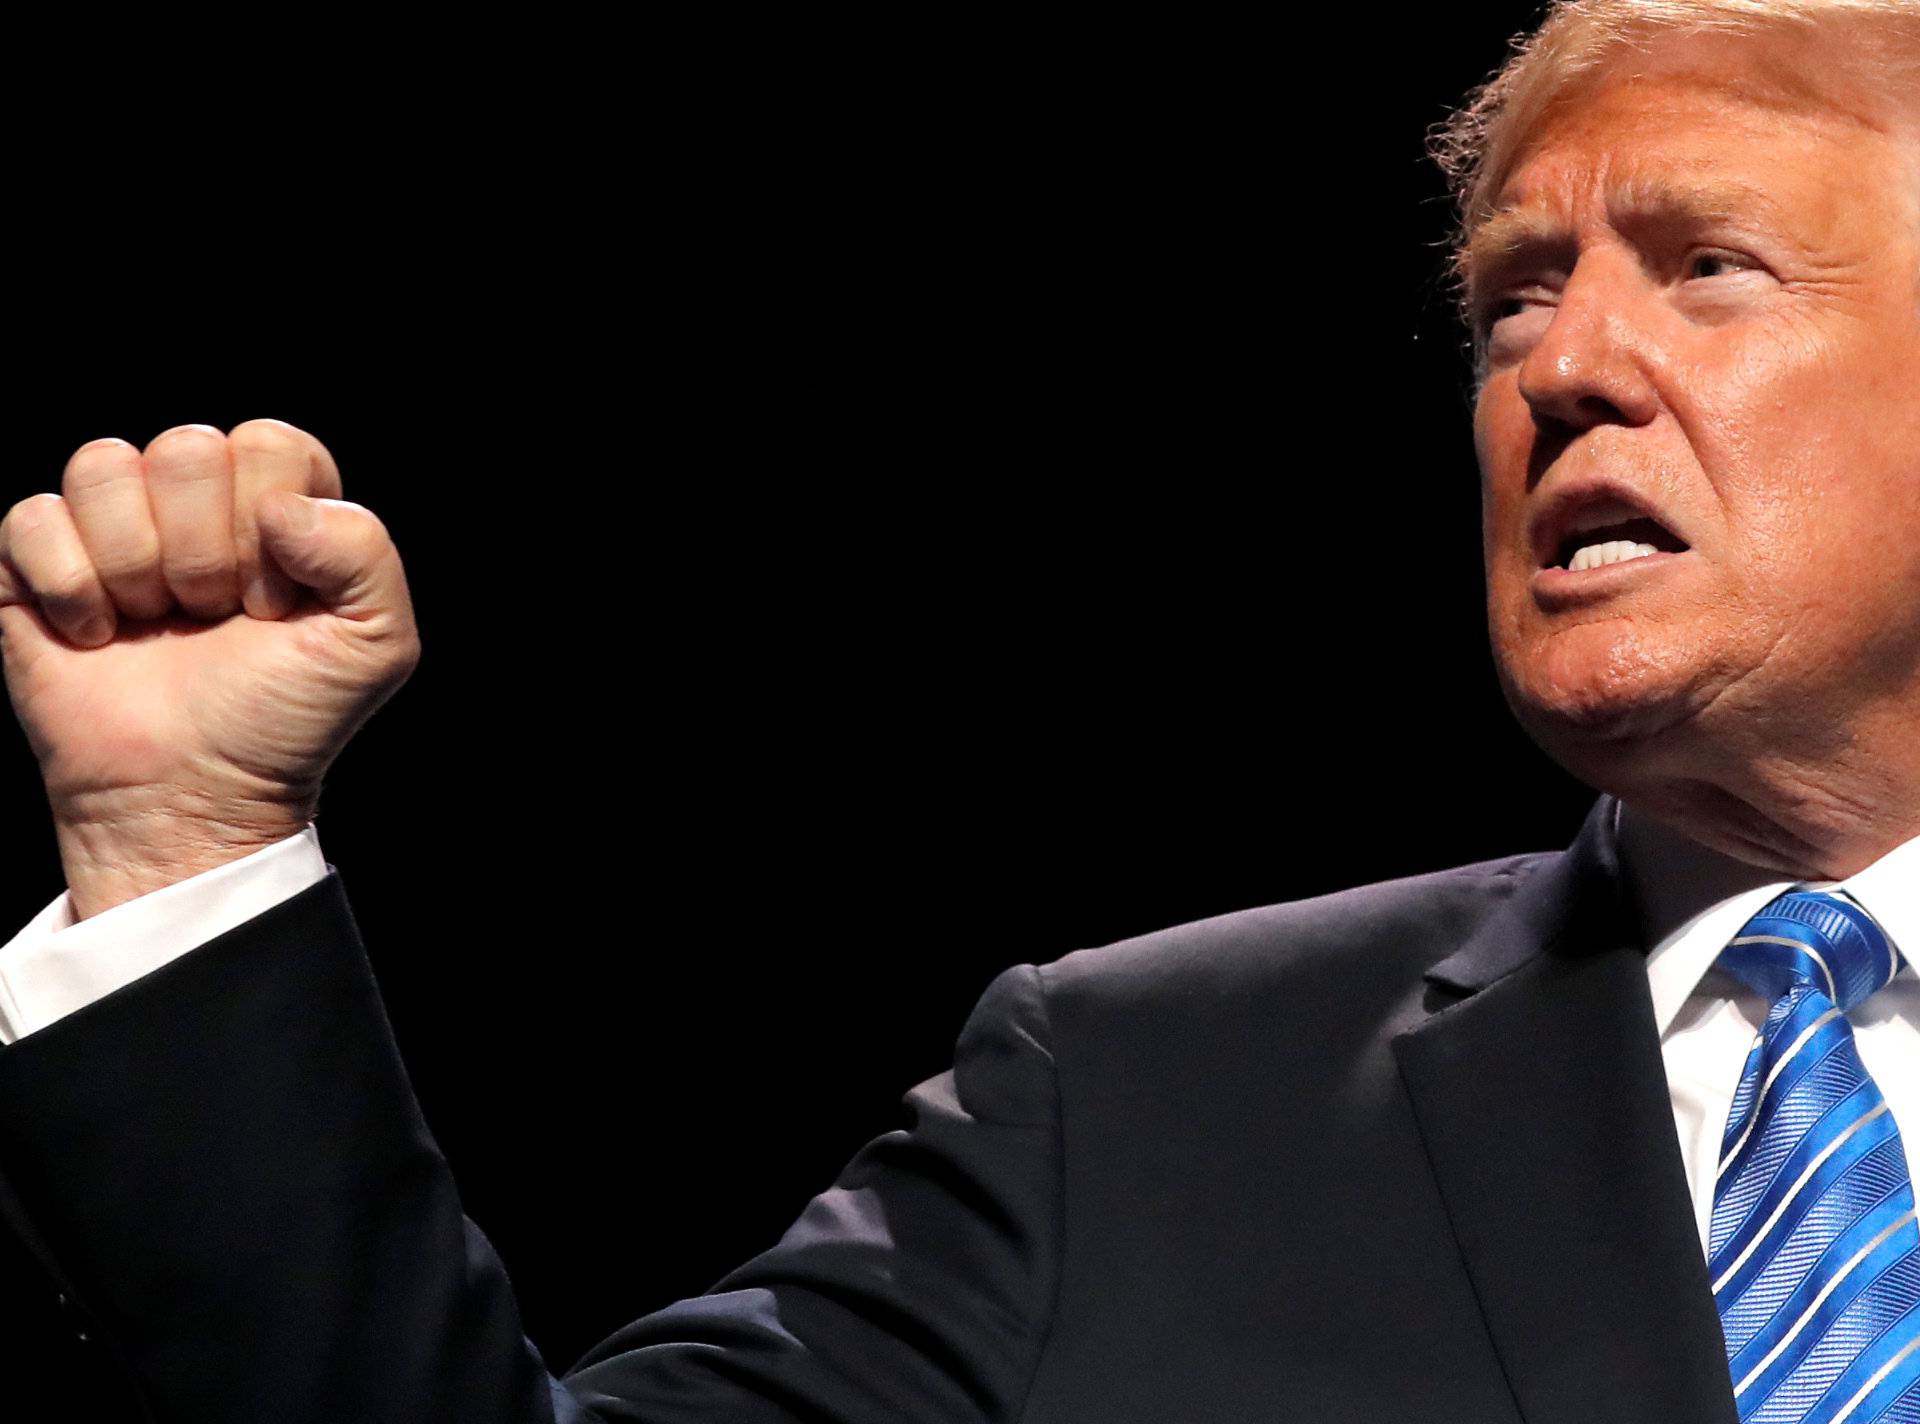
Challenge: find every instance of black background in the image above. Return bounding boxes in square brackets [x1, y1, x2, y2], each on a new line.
[3, 5, 1603, 1380]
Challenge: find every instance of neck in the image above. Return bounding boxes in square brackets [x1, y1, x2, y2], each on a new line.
[1589, 732, 1920, 883]
[1613, 798, 1797, 948]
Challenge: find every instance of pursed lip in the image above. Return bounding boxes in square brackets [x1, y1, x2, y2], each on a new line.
[1528, 476, 1691, 571]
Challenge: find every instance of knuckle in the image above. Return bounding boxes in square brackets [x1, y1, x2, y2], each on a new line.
[144, 424, 227, 462]
[372, 627, 424, 683]
[67, 436, 136, 463]
[6, 492, 66, 535]
[64, 442, 145, 496]
[228, 418, 310, 460]
[6, 495, 60, 529]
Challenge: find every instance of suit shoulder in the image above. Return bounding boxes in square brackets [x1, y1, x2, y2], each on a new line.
[1035, 847, 1557, 1009]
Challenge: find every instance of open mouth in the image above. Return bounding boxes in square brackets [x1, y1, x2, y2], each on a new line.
[1550, 516, 1690, 571]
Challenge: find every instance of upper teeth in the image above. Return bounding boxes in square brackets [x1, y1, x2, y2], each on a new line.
[1567, 541, 1660, 572]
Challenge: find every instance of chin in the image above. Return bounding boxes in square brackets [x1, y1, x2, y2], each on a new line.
[1493, 626, 1703, 762]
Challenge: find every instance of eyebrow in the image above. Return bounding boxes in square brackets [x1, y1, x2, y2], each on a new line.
[1462, 174, 1794, 302]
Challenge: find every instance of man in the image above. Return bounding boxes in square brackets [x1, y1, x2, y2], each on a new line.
[0, 2, 1915, 1421]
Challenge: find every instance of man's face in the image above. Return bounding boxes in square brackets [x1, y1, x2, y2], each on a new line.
[1470, 35, 1920, 792]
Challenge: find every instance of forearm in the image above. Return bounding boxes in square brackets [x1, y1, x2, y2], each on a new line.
[0, 851, 1066, 1423]
[0, 868, 559, 1423]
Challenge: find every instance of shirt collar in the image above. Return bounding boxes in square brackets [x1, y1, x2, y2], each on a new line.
[1614, 797, 1920, 1037]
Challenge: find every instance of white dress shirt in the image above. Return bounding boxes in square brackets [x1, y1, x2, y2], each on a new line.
[0, 802, 1914, 1273]
[1616, 799, 1920, 1260]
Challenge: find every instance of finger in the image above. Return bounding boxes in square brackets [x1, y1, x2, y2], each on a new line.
[0, 493, 117, 647]
[257, 494, 418, 639]
[61, 437, 173, 621]
[229, 418, 319, 620]
[307, 432, 345, 501]
[144, 424, 239, 621]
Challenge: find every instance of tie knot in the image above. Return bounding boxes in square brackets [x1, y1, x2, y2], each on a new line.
[1714, 888, 1907, 1013]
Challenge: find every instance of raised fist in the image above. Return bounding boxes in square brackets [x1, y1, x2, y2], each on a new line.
[0, 420, 421, 910]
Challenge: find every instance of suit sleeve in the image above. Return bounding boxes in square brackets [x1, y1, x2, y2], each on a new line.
[0, 825, 328, 1044]
[0, 866, 1066, 1424]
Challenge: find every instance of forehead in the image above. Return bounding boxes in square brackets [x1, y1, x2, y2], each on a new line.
[1496, 22, 1905, 197]
[1465, 66, 1902, 293]
[1508, 66, 1851, 190]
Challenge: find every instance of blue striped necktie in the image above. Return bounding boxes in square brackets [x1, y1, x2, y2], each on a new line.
[1709, 889, 1920, 1423]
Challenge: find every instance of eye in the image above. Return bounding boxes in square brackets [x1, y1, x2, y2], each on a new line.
[1477, 291, 1543, 335]
[1686, 251, 1751, 280]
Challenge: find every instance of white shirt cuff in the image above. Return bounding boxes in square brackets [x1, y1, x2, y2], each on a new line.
[0, 825, 329, 1045]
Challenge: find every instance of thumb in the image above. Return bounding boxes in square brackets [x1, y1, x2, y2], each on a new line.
[256, 491, 414, 630]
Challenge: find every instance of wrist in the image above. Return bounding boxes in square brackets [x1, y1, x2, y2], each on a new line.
[54, 807, 309, 923]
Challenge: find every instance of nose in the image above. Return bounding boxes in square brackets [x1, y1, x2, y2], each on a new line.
[1514, 256, 1660, 432]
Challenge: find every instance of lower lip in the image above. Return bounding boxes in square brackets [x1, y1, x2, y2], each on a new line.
[1531, 550, 1692, 608]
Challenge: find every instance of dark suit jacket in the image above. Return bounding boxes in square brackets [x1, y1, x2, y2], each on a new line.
[0, 791, 1743, 1422]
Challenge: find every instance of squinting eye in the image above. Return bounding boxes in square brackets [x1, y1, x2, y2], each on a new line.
[1480, 294, 1534, 331]
[1689, 252, 1747, 279]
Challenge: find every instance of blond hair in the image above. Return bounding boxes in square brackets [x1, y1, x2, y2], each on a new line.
[1428, 1, 1920, 328]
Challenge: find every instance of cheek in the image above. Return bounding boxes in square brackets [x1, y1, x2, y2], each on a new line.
[1669, 327, 1843, 559]
[1699, 319, 1915, 566]
[1473, 384, 1526, 539]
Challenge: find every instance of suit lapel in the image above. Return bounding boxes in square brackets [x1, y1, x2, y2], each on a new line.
[1392, 795, 1740, 1424]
